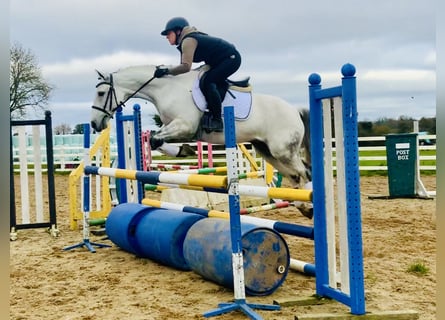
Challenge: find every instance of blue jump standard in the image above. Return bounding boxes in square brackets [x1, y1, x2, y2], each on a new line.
[63, 239, 111, 253]
[203, 299, 280, 319]
[203, 106, 280, 320]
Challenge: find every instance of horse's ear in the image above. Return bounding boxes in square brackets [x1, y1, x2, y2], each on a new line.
[95, 69, 106, 80]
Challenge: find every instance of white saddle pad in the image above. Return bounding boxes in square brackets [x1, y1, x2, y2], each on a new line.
[191, 79, 252, 120]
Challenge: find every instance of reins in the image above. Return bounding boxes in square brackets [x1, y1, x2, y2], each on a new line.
[93, 73, 156, 118]
[123, 75, 156, 103]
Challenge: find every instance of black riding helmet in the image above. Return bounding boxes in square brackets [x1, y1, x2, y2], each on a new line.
[161, 17, 189, 35]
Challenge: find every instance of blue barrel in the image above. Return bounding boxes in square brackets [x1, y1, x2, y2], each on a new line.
[183, 218, 290, 296]
[105, 202, 148, 255]
[106, 203, 204, 270]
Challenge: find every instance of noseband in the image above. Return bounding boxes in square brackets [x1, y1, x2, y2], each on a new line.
[91, 74, 122, 118]
[92, 73, 156, 119]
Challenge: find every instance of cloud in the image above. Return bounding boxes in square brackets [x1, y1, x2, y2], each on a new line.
[42, 51, 177, 77]
[11, 0, 436, 125]
[362, 69, 435, 82]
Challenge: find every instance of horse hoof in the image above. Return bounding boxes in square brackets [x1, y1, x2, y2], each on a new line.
[150, 137, 164, 150]
[178, 144, 195, 157]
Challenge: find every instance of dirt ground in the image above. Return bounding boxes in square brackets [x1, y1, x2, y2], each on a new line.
[10, 175, 436, 320]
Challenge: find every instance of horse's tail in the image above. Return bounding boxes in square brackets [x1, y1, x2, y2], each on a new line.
[299, 108, 311, 177]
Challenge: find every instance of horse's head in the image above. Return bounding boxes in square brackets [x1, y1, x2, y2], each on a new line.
[91, 70, 125, 132]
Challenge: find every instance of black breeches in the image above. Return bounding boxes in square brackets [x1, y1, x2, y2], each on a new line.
[200, 51, 241, 118]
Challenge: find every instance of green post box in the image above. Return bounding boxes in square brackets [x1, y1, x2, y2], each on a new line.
[385, 133, 417, 197]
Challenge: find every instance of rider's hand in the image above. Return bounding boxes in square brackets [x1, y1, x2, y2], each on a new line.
[154, 67, 169, 78]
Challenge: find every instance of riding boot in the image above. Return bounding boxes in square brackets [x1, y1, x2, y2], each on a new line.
[204, 83, 224, 132]
[201, 113, 223, 133]
[209, 110, 223, 132]
[200, 113, 212, 132]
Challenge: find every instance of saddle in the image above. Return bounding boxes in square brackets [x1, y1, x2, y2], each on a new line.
[191, 77, 253, 120]
[199, 74, 251, 102]
[226, 77, 250, 88]
[191, 66, 253, 126]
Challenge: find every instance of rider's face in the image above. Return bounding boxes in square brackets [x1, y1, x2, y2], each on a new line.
[166, 30, 176, 45]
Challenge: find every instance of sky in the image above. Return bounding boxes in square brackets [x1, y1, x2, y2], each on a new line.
[10, 0, 436, 131]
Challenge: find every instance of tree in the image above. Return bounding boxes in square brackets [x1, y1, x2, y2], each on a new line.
[10, 42, 54, 119]
[419, 117, 436, 134]
[53, 123, 72, 135]
[396, 115, 415, 133]
[72, 124, 85, 134]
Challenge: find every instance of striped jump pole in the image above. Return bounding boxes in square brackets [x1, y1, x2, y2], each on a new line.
[239, 201, 289, 215]
[238, 184, 312, 202]
[289, 259, 315, 277]
[143, 169, 265, 193]
[148, 163, 200, 171]
[86, 165, 312, 203]
[171, 166, 228, 174]
[144, 183, 226, 194]
[141, 199, 313, 239]
[144, 183, 312, 203]
[84, 166, 227, 189]
[151, 167, 264, 179]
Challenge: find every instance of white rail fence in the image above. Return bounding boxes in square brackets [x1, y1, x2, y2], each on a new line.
[11, 134, 436, 173]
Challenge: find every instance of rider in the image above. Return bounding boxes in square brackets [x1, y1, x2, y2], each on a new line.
[154, 17, 242, 132]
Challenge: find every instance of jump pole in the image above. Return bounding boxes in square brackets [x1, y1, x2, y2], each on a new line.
[142, 198, 313, 239]
[63, 124, 111, 252]
[85, 166, 312, 202]
[202, 106, 279, 319]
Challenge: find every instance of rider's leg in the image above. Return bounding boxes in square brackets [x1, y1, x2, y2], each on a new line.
[207, 83, 223, 128]
[201, 52, 241, 132]
[201, 79, 223, 132]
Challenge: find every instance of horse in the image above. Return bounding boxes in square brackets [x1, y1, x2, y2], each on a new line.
[90, 64, 312, 199]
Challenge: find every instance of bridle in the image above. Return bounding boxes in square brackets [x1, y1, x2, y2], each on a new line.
[92, 73, 156, 118]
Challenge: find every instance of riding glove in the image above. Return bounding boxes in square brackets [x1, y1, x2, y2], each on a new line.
[154, 67, 169, 78]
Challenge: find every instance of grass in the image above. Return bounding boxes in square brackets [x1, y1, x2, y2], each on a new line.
[14, 147, 436, 177]
[407, 261, 430, 276]
[346, 148, 435, 177]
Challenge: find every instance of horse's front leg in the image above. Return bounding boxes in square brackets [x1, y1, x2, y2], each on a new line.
[150, 119, 197, 157]
[150, 140, 195, 157]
